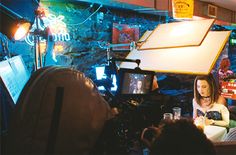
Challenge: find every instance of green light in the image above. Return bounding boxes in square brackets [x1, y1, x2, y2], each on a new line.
[230, 39, 236, 45]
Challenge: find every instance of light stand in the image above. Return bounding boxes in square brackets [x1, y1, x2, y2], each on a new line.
[33, 9, 45, 70]
[0, 35, 11, 59]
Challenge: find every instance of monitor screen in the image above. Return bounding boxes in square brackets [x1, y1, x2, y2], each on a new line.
[117, 68, 155, 96]
[95, 66, 117, 92]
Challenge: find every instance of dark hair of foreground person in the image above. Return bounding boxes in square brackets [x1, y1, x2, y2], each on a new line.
[149, 119, 216, 155]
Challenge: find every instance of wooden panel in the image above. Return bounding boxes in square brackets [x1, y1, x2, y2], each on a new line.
[155, 0, 169, 10]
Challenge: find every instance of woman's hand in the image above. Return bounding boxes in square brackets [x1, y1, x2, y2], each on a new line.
[194, 116, 205, 130]
[205, 117, 215, 125]
[194, 116, 204, 123]
[194, 116, 215, 127]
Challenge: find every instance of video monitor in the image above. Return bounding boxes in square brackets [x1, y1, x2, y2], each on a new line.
[117, 68, 155, 96]
[95, 66, 117, 92]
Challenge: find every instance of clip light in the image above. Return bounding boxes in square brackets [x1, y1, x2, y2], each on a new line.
[0, 3, 31, 40]
[14, 22, 31, 40]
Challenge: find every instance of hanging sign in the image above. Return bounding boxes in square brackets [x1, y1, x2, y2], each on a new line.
[172, 0, 194, 19]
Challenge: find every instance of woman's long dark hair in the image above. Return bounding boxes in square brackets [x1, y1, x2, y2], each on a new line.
[194, 74, 219, 106]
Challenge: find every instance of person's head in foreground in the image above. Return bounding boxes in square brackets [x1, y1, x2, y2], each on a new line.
[150, 119, 216, 155]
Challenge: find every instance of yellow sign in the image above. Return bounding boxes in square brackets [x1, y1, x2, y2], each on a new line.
[172, 0, 194, 19]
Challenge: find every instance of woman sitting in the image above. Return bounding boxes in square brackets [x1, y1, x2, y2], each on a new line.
[218, 58, 234, 85]
[192, 74, 230, 127]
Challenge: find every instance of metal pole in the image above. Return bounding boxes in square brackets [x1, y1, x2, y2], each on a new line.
[106, 43, 110, 65]
[35, 16, 42, 68]
[34, 34, 38, 70]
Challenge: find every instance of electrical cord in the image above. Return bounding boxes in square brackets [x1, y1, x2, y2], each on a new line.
[67, 4, 102, 26]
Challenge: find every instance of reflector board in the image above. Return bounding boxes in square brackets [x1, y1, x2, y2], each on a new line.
[121, 31, 230, 75]
[139, 19, 215, 50]
[139, 30, 152, 42]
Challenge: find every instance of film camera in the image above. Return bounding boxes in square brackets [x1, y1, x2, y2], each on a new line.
[93, 58, 158, 154]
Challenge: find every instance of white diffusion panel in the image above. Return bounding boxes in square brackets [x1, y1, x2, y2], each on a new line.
[139, 19, 215, 50]
[120, 31, 230, 75]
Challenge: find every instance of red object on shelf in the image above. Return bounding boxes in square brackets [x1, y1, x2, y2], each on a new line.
[221, 81, 236, 100]
[112, 23, 139, 50]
